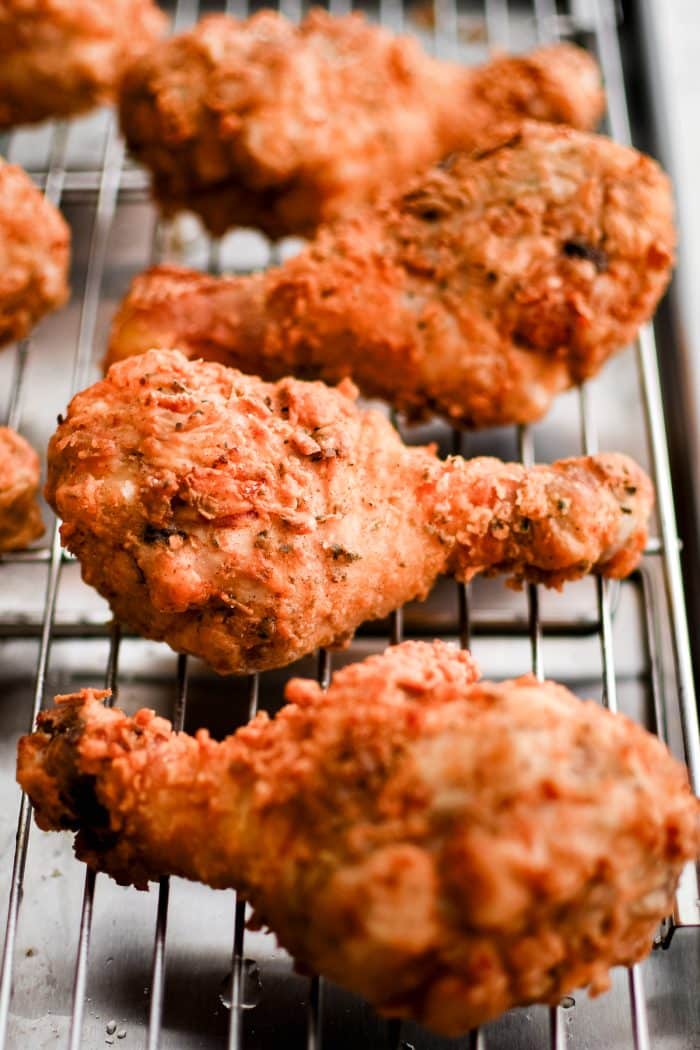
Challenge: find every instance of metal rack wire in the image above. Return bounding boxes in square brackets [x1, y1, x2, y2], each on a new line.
[1, 1, 699, 1048]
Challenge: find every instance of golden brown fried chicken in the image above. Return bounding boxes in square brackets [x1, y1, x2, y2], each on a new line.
[0, 0, 167, 128]
[17, 641, 700, 1035]
[118, 9, 603, 238]
[107, 123, 674, 429]
[0, 158, 70, 349]
[46, 350, 653, 674]
[0, 427, 44, 550]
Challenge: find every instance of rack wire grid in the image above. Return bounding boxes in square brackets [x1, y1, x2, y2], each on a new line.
[0, 0, 699, 1048]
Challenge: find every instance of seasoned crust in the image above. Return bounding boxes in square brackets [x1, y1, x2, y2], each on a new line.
[0, 0, 167, 127]
[107, 123, 675, 428]
[0, 427, 44, 551]
[46, 350, 653, 673]
[0, 158, 70, 349]
[118, 9, 603, 237]
[17, 642, 700, 1034]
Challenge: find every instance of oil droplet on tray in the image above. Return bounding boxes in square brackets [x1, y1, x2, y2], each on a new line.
[218, 959, 263, 1010]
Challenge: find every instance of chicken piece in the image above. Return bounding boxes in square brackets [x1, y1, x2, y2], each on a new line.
[107, 123, 674, 429]
[0, 0, 167, 128]
[46, 350, 653, 674]
[17, 641, 700, 1035]
[0, 427, 44, 550]
[0, 158, 70, 349]
[118, 9, 603, 238]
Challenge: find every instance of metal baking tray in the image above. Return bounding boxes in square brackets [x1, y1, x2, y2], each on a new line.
[1, 1, 699, 1048]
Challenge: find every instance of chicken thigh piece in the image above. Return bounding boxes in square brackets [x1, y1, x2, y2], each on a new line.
[18, 641, 700, 1035]
[118, 9, 604, 238]
[0, 0, 167, 128]
[0, 158, 70, 349]
[46, 350, 653, 674]
[0, 427, 44, 550]
[107, 123, 674, 429]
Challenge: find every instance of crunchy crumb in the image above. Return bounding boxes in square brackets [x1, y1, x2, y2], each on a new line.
[17, 641, 700, 1035]
[46, 349, 652, 673]
[107, 123, 674, 429]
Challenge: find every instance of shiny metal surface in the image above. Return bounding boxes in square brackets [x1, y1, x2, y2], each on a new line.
[1, 1, 699, 1048]
[635, 0, 700, 728]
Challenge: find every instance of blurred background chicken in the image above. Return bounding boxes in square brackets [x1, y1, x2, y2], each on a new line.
[0, 426, 43, 550]
[0, 157, 70, 349]
[0, 0, 166, 127]
[118, 9, 604, 237]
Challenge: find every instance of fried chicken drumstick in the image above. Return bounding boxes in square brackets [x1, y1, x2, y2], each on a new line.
[107, 123, 674, 429]
[0, 0, 167, 128]
[18, 641, 700, 1035]
[47, 350, 653, 674]
[0, 158, 70, 349]
[0, 427, 44, 550]
[118, 9, 604, 238]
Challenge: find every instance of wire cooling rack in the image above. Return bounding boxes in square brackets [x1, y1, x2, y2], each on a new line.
[1, 1, 699, 1048]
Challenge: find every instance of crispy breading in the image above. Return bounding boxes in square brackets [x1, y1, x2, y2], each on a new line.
[118, 9, 604, 237]
[46, 350, 653, 674]
[17, 641, 700, 1035]
[107, 123, 674, 428]
[0, 158, 70, 349]
[0, 427, 44, 550]
[0, 0, 167, 128]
